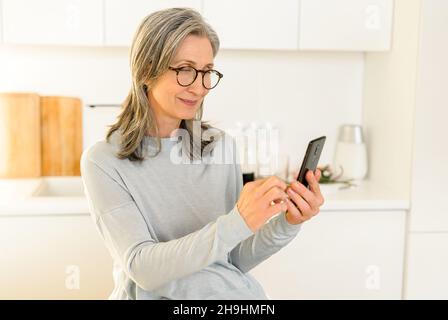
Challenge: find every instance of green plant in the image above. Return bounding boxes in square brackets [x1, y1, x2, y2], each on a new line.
[318, 164, 357, 188]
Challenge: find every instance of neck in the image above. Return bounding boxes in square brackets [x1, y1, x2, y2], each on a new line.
[148, 120, 182, 138]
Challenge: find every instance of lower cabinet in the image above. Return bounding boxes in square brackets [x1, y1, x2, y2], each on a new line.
[404, 233, 448, 299]
[0, 210, 408, 299]
[250, 210, 406, 299]
[0, 215, 113, 299]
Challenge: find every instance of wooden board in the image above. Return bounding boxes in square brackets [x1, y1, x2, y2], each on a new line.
[0, 93, 41, 178]
[40, 96, 83, 176]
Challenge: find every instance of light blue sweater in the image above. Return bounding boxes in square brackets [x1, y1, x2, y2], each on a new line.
[80, 130, 301, 299]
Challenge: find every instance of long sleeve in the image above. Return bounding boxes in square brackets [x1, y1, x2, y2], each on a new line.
[229, 162, 302, 273]
[81, 153, 253, 292]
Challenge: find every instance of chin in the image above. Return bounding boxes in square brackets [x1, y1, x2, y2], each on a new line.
[179, 108, 200, 118]
[173, 112, 195, 122]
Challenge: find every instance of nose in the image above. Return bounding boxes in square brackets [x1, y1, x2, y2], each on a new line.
[187, 73, 208, 96]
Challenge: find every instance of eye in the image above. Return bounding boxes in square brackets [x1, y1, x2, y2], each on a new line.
[178, 66, 195, 72]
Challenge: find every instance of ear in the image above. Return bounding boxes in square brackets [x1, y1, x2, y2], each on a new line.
[144, 78, 156, 92]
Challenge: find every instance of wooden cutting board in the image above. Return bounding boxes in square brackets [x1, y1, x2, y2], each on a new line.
[0, 93, 42, 178]
[40, 96, 83, 176]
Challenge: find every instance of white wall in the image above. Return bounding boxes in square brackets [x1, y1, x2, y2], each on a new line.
[409, 0, 448, 232]
[0, 45, 364, 171]
[362, 0, 421, 199]
[404, 0, 448, 299]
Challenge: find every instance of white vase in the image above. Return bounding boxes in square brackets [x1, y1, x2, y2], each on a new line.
[333, 125, 368, 181]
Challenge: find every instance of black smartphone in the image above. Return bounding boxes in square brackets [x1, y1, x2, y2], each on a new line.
[296, 136, 326, 188]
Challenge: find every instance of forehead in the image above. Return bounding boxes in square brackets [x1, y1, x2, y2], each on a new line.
[172, 35, 214, 66]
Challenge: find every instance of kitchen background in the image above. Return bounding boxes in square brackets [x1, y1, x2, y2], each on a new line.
[0, 0, 447, 299]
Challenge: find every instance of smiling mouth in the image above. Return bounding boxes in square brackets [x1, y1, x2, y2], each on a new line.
[178, 98, 198, 106]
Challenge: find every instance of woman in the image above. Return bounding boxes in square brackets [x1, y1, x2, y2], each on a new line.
[81, 7, 324, 300]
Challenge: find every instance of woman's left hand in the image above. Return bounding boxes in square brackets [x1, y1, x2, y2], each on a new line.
[284, 169, 325, 225]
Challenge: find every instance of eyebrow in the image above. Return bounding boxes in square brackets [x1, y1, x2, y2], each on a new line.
[172, 59, 214, 68]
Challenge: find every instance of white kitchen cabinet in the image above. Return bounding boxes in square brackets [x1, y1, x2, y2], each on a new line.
[250, 210, 406, 299]
[203, 0, 299, 50]
[403, 0, 448, 299]
[0, 214, 113, 299]
[405, 233, 448, 299]
[0, 0, 3, 44]
[104, 0, 202, 47]
[299, 0, 394, 51]
[362, 0, 448, 300]
[2, 0, 103, 46]
[409, 0, 448, 232]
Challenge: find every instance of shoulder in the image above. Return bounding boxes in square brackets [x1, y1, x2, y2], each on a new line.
[203, 129, 239, 165]
[81, 131, 122, 171]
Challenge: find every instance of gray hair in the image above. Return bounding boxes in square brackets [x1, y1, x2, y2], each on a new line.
[107, 7, 222, 161]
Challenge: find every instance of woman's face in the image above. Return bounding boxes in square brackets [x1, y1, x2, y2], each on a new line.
[148, 34, 214, 134]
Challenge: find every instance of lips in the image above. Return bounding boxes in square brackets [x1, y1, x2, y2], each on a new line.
[178, 98, 198, 107]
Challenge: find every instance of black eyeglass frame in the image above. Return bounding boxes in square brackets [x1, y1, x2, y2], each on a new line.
[168, 66, 223, 89]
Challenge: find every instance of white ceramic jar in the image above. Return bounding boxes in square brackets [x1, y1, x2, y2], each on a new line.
[333, 124, 368, 181]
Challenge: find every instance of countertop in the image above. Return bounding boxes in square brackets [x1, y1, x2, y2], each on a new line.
[0, 178, 87, 216]
[0, 177, 409, 216]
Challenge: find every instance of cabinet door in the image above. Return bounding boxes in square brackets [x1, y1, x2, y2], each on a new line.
[104, 0, 202, 46]
[0, 0, 3, 44]
[299, 0, 394, 51]
[405, 233, 448, 299]
[410, 0, 448, 232]
[203, 0, 299, 50]
[2, 0, 103, 46]
[250, 210, 406, 299]
[0, 215, 113, 299]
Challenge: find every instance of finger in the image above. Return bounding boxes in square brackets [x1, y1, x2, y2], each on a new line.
[244, 177, 269, 191]
[267, 201, 287, 217]
[256, 176, 287, 198]
[271, 198, 286, 205]
[264, 186, 288, 206]
[287, 187, 312, 216]
[290, 181, 319, 210]
[306, 170, 321, 194]
[315, 169, 322, 182]
[304, 171, 323, 204]
[306, 171, 325, 206]
[285, 198, 304, 221]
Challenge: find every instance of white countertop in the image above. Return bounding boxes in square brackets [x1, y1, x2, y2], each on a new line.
[0, 177, 88, 216]
[0, 177, 409, 216]
[319, 180, 409, 211]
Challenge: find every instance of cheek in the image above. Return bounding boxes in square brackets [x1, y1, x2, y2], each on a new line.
[152, 81, 182, 105]
[163, 79, 184, 99]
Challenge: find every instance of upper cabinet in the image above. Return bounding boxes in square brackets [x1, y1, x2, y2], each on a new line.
[2, 0, 103, 46]
[0, 0, 394, 51]
[299, 0, 394, 51]
[0, 0, 3, 44]
[203, 0, 299, 50]
[104, 0, 202, 47]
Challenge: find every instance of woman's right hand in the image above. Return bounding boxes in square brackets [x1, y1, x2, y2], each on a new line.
[236, 176, 289, 233]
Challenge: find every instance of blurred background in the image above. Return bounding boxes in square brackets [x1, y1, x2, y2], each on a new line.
[0, 0, 447, 299]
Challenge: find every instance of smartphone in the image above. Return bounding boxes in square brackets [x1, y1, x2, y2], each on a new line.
[296, 136, 326, 188]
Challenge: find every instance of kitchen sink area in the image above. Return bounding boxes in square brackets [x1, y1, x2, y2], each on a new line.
[32, 176, 85, 197]
[0, 177, 89, 215]
[0, 176, 408, 216]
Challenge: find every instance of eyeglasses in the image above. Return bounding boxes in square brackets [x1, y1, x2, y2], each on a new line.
[168, 66, 223, 90]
